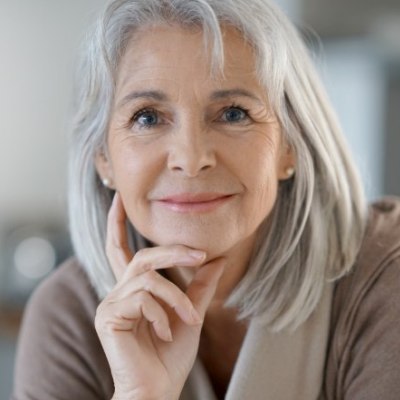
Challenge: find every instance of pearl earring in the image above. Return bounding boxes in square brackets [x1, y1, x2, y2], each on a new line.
[286, 167, 295, 178]
[102, 178, 111, 187]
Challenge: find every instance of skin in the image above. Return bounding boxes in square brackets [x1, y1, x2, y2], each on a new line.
[95, 25, 294, 399]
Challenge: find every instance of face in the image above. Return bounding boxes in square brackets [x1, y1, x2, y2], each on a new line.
[96, 25, 293, 259]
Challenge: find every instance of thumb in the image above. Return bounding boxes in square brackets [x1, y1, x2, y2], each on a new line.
[185, 258, 226, 319]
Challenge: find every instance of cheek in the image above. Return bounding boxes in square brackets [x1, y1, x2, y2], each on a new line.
[247, 167, 279, 215]
[110, 144, 162, 222]
[234, 136, 280, 189]
[111, 142, 160, 188]
[236, 138, 281, 215]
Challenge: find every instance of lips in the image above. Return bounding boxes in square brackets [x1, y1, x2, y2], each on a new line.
[153, 192, 235, 213]
[159, 193, 232, 203]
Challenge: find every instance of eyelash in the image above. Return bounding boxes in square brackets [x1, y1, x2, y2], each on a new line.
[220, 104, 251, 123]
[129, 108, 159, 130]
[128, 103, 251, 130]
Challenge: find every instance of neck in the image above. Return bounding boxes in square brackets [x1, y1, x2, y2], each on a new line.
[212, 234, 255, 304]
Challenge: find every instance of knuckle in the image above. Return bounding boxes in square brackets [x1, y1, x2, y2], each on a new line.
[140, 261, 153, 272]
[133, 249, 154, 272]
[95, 318, 117, 335]
[95, 300, 107, 316]
[135, 248, 150, 260]
[94, 315, 105, 332]
[140, 270, 158, 289]
[135, 290, 150, 303]
[95, 298, 112, 319]
[94, 304, 111, 333]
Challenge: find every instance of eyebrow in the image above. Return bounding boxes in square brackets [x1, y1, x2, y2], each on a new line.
[117, 90, 169, 109]
[209, 89, 262, 103]
[117, 87, 263, 109]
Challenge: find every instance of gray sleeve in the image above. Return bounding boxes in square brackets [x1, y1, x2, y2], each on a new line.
[11, 262, 114, 400]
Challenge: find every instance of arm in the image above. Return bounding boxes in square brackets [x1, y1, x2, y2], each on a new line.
[11, 260, 114, 400]
[341, 257, 400, 400]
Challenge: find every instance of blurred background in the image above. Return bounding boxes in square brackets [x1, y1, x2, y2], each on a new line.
[0, 0, 399, 398]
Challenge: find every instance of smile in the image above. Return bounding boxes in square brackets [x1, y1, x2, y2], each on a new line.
[154, 193, 235, 213]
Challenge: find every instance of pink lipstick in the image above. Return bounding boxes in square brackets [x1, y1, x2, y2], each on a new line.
[154, 193, 235, 213]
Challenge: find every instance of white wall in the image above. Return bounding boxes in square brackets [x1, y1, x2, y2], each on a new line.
[0, 0, 106, 221]
[317, 40, 385, 200]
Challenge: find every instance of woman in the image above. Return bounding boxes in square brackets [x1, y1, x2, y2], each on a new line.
[12, 0, 400, 399]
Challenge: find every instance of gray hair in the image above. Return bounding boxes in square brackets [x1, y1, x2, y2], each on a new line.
[68, 0, 367, 331]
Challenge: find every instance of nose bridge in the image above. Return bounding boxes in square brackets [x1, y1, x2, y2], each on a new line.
[167, 115, 216, 176]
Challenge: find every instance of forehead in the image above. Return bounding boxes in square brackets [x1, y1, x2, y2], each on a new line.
[115, 24, 260, 94]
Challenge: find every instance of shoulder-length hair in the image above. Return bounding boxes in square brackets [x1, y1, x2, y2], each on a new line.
[68, 0, 367, 331]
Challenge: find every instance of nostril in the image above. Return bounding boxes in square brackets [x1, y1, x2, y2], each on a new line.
[167, 146, 216, 176]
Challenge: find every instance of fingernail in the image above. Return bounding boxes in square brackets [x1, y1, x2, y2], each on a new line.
[188, 250, 206, 260]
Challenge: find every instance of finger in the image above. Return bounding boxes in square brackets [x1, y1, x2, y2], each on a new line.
[106, 192, 134, 281]
[113, 270, 202, 326]
[186, 258, 226, 319]
[122, 246, 206, 279]
[96, 291, 173, 342]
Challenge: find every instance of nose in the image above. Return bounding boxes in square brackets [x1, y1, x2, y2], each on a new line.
[167, 119, 216, 177]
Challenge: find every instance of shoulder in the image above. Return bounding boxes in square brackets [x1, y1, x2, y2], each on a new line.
[12, 258, 113, 400]
[333, 196, 400, 311]
[325, 197, 400, 399]
[358, 196, 400, 269]
[27, 256, 100, 321]
[19, 256, 104, 360]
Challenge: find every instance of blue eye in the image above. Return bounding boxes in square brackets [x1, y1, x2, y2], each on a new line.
[222, 107, 249, 123]
[133, 109, 158, 128]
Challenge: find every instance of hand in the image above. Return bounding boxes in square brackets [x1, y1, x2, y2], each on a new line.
[95, 192, 226, 400]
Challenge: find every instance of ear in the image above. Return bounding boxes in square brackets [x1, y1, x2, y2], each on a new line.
[277, 140, 296, 181]
[94, 151, 116, 189]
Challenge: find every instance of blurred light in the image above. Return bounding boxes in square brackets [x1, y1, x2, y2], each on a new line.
[13, 237, 56, 279]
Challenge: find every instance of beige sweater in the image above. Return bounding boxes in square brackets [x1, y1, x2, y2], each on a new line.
[11, 198, 400, 400]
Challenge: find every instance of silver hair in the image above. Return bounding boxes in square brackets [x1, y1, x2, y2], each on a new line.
[68, 0, 367, 331]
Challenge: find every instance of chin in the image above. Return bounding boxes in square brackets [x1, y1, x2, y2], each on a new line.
[147, 230, 234, 258]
